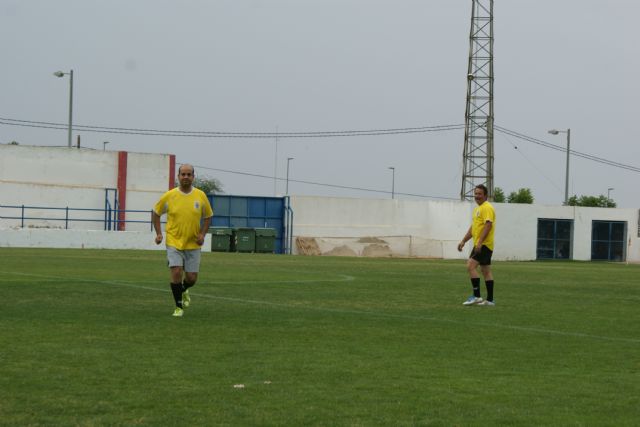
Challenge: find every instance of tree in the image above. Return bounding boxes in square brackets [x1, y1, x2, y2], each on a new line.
[175, 176, 224, 194]
[194, 176, 224, 195]
[493, 187, 505, 203]
[567, 195, 616, 208]
[507, 188, 534, 204]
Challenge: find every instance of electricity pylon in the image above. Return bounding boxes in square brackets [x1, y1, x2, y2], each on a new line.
[461, 0, 494, 201]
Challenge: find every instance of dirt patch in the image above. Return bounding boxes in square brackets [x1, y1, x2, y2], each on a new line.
[362, 243, 392, 257]
[323, 245, 358, 257]
[295, 237, 321, 256]
[357, 237, 387, 244]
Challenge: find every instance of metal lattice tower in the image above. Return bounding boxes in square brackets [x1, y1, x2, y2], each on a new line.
[461, 0, 494, 201]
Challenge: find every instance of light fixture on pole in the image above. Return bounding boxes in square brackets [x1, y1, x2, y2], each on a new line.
[547, 128, 571, 205]
[103, 141, 110, 151]
[286, 157, 294, 195]
[607, 187, 614, 200]
[388, 167, 395, 199]
[53, 69, 74, 148]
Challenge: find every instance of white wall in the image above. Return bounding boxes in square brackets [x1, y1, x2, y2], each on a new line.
[125, 151, 173, 231]
[0, 145, 171, 231]
[0, 229, 211, 252]
[290, 196, 640, 262]
[1, 145, 638, 261]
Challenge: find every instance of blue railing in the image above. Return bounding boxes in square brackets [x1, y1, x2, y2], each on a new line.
[0, 204, 155, 231]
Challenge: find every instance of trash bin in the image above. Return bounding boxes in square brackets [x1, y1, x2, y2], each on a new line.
[209, 227, 233, 252]
[254, 228, 276, 253]
[232, 228, 256, 253]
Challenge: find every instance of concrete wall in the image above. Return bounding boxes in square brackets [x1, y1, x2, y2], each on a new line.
[0, 228, 211, 252]
[1, 145, 638, 261]
[124, 151, 174, 230]
[290, 196, 640, 262]
[0, 144, 172, 231]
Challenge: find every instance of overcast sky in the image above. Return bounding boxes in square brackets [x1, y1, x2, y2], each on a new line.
[2, 1, 639, 208]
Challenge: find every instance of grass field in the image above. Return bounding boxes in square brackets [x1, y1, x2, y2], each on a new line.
[1, 248, 638, 426]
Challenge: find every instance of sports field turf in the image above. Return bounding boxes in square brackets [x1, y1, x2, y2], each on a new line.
[1, 248, 638, 426]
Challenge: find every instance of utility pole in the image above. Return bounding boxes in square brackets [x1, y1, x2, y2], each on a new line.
[461, 0, 494, 201]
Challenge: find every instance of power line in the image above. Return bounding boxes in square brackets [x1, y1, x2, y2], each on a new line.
[495, 126, 640, 173]
[2, 115, 638, 173]
[496, 130, 564, 193]
[191, 164, 459, 201]
[0, 117, 464, 138]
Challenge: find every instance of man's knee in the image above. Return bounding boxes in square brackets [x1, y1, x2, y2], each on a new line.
[480, 265, 492, 277]
[170, 267, 183, 282]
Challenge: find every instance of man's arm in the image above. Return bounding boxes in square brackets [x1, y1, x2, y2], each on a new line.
[457, 226, 473, 252]
[152, 211, 163, 244]
[474, 221, 493, 252]
[196, 216, 212, 246]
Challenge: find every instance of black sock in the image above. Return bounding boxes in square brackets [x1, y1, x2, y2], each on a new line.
[485, 280, 494, 302]
[170, 283, 183, 308]
[471, 278, 481, 298]
[182, 280, 195, 291]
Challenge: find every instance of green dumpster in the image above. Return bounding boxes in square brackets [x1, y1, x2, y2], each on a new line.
[254, 228, 277, 253]
[209, 227, 233, 252]
[232, 228, 256, 253]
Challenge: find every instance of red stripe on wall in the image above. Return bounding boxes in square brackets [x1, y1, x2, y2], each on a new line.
[117, 151, 128, 231]
[169, 154, 176, 190]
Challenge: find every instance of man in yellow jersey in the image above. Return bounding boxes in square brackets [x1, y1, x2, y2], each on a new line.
[152, 164, 213, 317]
[457, 184, 496, 306]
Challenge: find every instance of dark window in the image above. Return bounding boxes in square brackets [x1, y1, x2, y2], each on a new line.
[591, 221, 627, 261]
[592, 221, 610, 241]
[537, 219, 573, 260]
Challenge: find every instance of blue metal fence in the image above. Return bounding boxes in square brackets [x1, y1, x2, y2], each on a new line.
[208, 195, 292, 254]
[0, 204, 154, 231]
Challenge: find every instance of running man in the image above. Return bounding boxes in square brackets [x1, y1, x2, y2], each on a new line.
[152, 164, 213, 317]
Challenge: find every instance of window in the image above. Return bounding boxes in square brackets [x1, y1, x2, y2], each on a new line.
[537, 219, 573, 260]
[591, 221, 626, 261]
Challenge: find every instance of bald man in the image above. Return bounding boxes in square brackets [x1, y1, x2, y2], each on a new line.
[152, 164, 213, 317]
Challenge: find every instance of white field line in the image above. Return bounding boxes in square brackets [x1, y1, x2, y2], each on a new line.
[4, 271, 639, 344]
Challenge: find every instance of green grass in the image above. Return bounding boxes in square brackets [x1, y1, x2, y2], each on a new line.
[0, 248, 638, 426]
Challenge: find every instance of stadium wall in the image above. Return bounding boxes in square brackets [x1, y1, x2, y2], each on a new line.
[0, 228, 211, 252]
[0, 144, 173, 232]
[289, 196, 640, 262]
[1, 145, 638, 261]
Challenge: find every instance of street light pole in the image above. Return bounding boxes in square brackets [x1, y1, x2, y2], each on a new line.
[54, 69, 73, 148]
[564, 128, 570, 205]
[286, 157, 294, 195]
[388, 167, 395, 199]
[103, 141, 110, 151]
[607, 187, 614, 201]
[548, 128, 571, 205]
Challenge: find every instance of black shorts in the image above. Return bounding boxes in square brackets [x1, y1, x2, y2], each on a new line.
[470, 245, 493, 266]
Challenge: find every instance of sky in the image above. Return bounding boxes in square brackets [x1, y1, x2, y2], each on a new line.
[2, 0, 639, 208]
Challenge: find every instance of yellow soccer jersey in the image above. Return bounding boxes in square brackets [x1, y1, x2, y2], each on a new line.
[153, 187, 213, 250]
[472, 201, 496, 250]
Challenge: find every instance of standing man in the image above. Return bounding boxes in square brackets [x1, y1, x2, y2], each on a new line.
[457, 184, 496, 306]
[153, 164, 213, 317]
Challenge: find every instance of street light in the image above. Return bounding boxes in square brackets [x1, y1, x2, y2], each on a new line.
[53, 69, 74, 148]
[547, 128, 571, 205]
[607, 187, 614, 200]
[103, 141, 110, 151]
[388, 167, 395, 199]
[286, 157, 294, 195]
